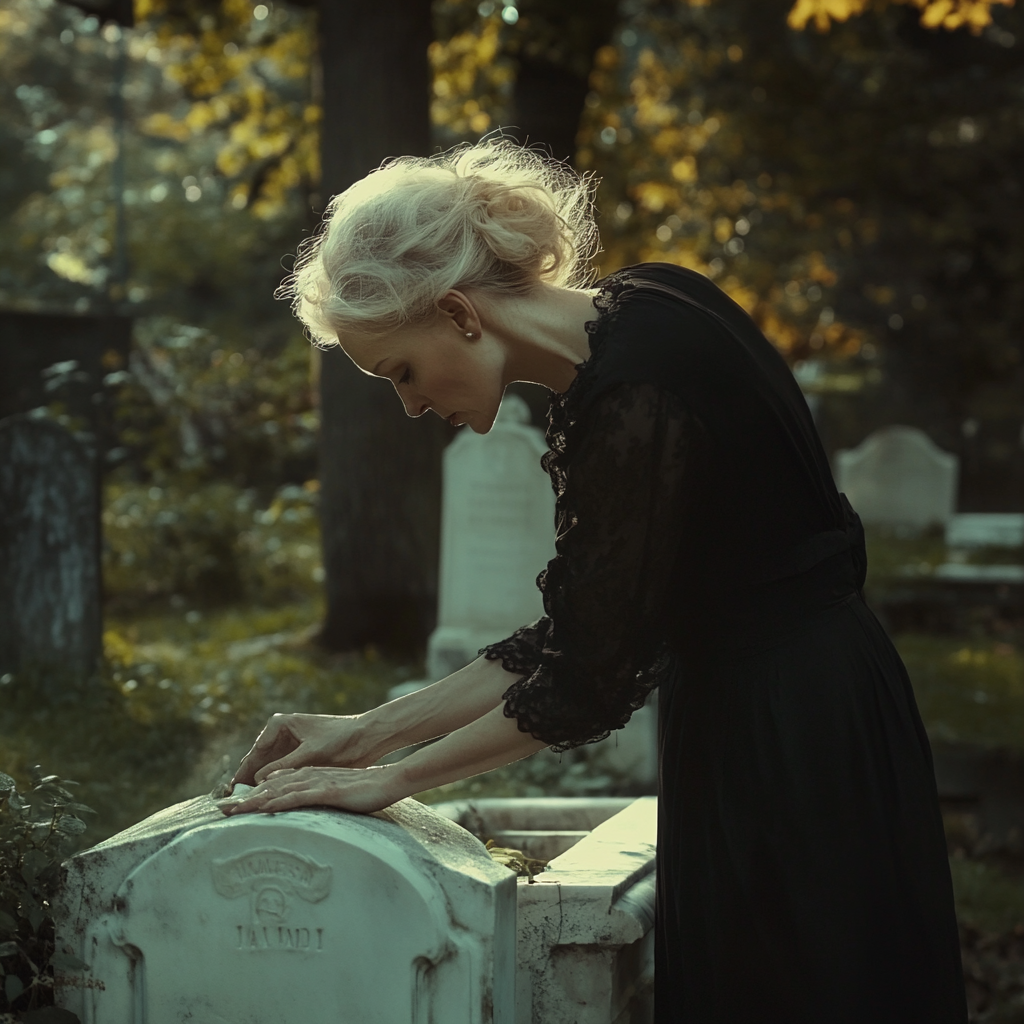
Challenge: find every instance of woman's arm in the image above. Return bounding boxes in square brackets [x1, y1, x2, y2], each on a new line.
[231, 653, 523, 784]
[385, 703, 549, 799]
[219, 703, 547, 816]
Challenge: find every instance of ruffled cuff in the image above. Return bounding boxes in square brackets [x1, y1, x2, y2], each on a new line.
[478, 617, 552, 677]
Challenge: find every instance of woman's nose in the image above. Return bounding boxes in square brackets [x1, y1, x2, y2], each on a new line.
[403, 395, 429, 418]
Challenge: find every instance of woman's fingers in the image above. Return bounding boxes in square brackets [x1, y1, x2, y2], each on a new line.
[232, 715, 299, 785]
[258, 788, 324, 814]
[253, 746, 323, 785]
[218, 766, 386, 816]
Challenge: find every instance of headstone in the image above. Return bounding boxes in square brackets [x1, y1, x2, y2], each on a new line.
[427, 394, 555, 680]
[835, 426, 959, 530]
[55, 795, 516, 1023]
[946, 513, 1024, 549]
[0, 415, 101, 685]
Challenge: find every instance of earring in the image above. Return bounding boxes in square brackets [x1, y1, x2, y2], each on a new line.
[465, 332, 475, 338]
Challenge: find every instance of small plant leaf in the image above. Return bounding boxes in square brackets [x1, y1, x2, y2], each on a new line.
[50, 950, 90, 973]
[5, 971, 24, 1002]
[0, 913, 16, 936]
[0, 940, 19, 957]
[55, 815, 88, 836]
[21, 849, 49, 882]
[0, 772, 15, 792]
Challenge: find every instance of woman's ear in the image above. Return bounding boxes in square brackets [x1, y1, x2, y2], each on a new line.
[437, 290, 482, 338]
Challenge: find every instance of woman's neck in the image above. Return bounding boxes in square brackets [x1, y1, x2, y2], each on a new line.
[485, 282, 600, 394]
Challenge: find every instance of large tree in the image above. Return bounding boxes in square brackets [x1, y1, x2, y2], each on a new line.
[314, 0, 452, 654]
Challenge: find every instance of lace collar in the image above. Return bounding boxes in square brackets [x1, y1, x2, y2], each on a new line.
[545, 269, 635, 456]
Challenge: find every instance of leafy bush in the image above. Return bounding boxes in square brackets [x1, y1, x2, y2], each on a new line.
[112, 319, 318, 491]
[0, 768, 91, 1019]
[103, 480, 323, 608]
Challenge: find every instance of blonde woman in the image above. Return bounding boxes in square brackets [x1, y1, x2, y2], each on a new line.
[221, 141, 967, 1023]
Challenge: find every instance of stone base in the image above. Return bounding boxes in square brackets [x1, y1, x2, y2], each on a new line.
[433, 797, 657, 1024]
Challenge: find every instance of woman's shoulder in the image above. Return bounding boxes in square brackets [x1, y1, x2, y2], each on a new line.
[593, 262, 744, 332]
[578, 263, 737, 391]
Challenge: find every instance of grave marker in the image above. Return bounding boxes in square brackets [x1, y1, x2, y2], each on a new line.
[835, 425, 958, 530]
[0, 415, 100, 686]
[427, 395, 555, 680]
[55, 796, 516, 1023]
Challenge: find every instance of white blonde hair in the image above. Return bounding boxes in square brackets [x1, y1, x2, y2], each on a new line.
[280, 139, 600, 347]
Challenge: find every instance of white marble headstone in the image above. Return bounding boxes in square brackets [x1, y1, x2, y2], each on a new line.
[55, 796, 516, 1024]
[835, 426, 959, 530]
[427, 395, 555, 680]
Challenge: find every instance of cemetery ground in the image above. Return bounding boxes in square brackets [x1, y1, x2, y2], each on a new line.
[3, 499, 1024, 1019]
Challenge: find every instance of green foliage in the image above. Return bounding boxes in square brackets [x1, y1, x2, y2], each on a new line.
[415, 742, 645, 805]
[0, 0, 310, 332]
[897, 635, 1024, 749]
[103, 480, 322, 608]
[110, 318, 318, 488]
[950, 856, 1024, 933]
[0, 768, 91, 1018]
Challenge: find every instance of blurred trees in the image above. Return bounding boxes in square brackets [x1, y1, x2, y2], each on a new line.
[1, 0, 1021, 637]
[577, 0, 1023, 506]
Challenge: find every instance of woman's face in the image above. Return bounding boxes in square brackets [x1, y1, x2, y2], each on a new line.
[341, 303, 506, 434]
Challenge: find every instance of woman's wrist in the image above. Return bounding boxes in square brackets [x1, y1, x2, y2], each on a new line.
[350, 711, 395, 765]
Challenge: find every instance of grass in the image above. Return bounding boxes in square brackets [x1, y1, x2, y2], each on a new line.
[896, 635, 1024, 751]
[949, 855, 1024, 934]
[0, 595, 413, 847]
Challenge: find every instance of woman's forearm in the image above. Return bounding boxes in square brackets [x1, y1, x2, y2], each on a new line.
[383, 702, 549, 800]
[358, 654, 523, 761]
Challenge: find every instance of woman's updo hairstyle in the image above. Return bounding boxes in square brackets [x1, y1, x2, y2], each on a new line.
[281, 139, 600, 347]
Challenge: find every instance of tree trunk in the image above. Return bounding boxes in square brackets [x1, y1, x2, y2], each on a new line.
[316, 0, 450, 654]
[501, 1, 621, 425]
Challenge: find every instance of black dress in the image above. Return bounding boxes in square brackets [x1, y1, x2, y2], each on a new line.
[481, 263, 967, 1023]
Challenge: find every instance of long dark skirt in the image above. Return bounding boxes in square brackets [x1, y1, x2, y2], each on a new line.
[654, 593, 967, 1023]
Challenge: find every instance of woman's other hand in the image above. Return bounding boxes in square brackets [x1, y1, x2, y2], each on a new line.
[218, 765, 398, 816]
[231, 713, 377, 787]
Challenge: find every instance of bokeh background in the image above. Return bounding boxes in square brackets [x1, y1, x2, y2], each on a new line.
[1, 0, 1023, 1018]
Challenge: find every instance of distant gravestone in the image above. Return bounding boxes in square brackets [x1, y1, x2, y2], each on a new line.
[835, 426, 959, 530]
[0, 415, 100, 686]
[427, 395, 555, 680]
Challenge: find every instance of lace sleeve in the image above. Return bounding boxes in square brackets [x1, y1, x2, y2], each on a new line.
[481, 381, 692, 751]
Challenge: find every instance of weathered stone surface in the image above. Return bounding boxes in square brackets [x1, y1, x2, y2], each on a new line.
[835, 425, 959, 530]
[0, 415, 100, 684]
[427, 394, 555, 680]
[946, 513, 1024, 549]
[55, 796, 516, 1023]
[434, 797, 657, 1024]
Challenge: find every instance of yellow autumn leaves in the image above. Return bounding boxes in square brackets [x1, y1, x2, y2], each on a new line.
[138, 0, 318, 218]
[788, 0, 1014, 33]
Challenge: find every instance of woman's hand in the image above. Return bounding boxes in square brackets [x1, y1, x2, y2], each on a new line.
[232, 713, 378, 787]
[217, 765, 398, 816]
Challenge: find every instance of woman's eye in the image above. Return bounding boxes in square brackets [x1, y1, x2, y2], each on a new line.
[398, 368, 411, 386]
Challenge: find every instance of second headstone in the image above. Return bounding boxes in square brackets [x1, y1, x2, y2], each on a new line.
[427, 395, 555, 680]
[0, 415, 101, 689]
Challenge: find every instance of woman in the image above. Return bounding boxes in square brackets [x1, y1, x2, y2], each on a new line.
[219, 141, 967, 1022]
